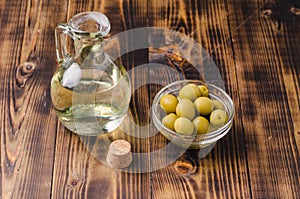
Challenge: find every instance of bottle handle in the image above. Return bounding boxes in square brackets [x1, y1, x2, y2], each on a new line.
[55, 24, 74, 63]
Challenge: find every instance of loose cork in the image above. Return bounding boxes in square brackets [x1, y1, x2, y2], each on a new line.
[106, 140, 132, 169]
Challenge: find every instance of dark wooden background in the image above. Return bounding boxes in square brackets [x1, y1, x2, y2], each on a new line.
[0, 0, 299, 198]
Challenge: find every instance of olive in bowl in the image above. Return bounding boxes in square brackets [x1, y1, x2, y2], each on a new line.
[152, 80, 234, 158]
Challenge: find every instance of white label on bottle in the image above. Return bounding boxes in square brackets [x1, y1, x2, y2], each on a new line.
[61, 63, 82, 88]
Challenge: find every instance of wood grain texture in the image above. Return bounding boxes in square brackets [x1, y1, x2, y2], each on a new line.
[0, 0, 59, 198]
[0, 0, 299, 198]
[227, 0, 300, 198]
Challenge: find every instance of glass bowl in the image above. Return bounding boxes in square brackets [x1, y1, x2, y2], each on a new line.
[151, 80, 235, 157]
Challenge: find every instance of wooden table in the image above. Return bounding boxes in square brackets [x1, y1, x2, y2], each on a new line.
[1, 0, 299, 198]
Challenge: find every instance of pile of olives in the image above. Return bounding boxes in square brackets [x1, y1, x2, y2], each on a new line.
[159, 83, 228, 135]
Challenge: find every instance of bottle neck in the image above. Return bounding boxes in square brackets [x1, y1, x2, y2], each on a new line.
[74, 37, 106, 67]
[61, 12, 111, 68]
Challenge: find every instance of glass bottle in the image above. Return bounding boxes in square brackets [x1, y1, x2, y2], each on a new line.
[50, 12, 131, 136]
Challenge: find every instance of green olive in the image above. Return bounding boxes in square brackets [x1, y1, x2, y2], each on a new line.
[194, 97, 213, 116]
[160, 94, 178, 113]
[210, 109, 228, 127]
[212, 99, 225, 111]
[162, 113, 177, 131]
[179, 83, 201, 101]
[174, 117, 194, 135]
[198, 85, 209, 97]
[193, 116, 210, 135]
[176, 99, 195, 120]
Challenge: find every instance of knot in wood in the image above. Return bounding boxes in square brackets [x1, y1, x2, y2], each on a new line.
[174, 160, 197, 175]
[18, 62, 36, 76]
[263, 9, 272, 17]
[68, 178, 81, 188]
[71, 180, 78, 186]
[16, 62, 36, 87]
[290, 7, 300, 16]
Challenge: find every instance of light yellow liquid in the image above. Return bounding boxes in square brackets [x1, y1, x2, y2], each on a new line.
[50, 62, 131, 135]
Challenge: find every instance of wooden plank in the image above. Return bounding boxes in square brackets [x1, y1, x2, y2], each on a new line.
[0, 0, 63, 198]
[148, 0, 251, 198]
[227, 0, 300, 198]
[103, 1, 151, 197]
[50, 0, 152, 198]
